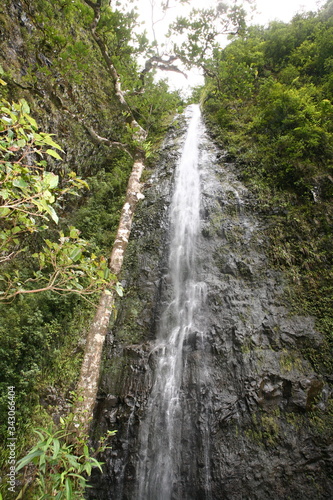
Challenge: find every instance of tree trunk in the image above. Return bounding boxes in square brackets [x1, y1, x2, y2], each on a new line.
[74, 155, 145, 433]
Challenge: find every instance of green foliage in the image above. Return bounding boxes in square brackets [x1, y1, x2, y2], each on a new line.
[248, 81, 333, 187]
[0, 292, 96, 461]
[1, 228, 113, 301]
[0, 98, 82, 241]
[168, 1, 251, 71]
[0, 64, 6, 87]
[0, 98, 117, 300]
[0, 0, 183, 472]
[201, 1, 333, 376]
[202, 4, 333, 191]
[127, 76, 183, 141]
[0, 98, 63, 241]
[70, 163, 131, 253]
[15, 412, 115, 499]
[0, 96, 124, 474]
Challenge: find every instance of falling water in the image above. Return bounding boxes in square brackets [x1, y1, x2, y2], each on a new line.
[89, 102, 333, 500]
[136, 105, 211, 500]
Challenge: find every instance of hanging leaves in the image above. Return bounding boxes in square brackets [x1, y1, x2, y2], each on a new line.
[0, 99, 118, 300]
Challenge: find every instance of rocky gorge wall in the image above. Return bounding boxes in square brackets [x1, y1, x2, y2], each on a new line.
[88, 109, 333, 499]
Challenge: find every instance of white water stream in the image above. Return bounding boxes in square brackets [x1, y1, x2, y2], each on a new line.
[136, 105, 210, 499]
[90, 100, 331, 500]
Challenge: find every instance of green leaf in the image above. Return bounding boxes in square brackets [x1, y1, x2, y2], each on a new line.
[39, 452, 46, 471]
[71, 177, 90, 190]
[33, 429, 47, 439]
[0, 207, 10, 217]
[115, 282, 123, 297]
[12, 178, 28, 189]
[48, 205, 59, 224]
[44, 239, 54, 249]
[43, 190, 55, 203]
[0, 189, 9, 200]
[42, 135, 64, 150]
[84, 462, 92, 476]
[69, 227, 80, 239]
[43, 172, 59, 189]
[68, 473, 86, 480]
[52, 438, 60, 459]
[88, 457, 103, 472]
[70, 247, 82, 262]
[16, 450, 43, 471]
[46, 149, 62, 160]
[1, 116, 12, 125]
[65, 477, 73, 499]
[24, 113, 38, 129]
[19, 99, 30, 114]
[16, 138, 26, 148]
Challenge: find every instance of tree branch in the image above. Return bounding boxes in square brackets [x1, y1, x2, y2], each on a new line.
[73, 1, 150, 436]
[62, 108, 133, 157]
[82, 0, 147, 141]
[140, 55, 188, 85]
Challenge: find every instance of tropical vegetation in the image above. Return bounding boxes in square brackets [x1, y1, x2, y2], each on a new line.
[0, 0, 333, 497]
[201, 0, 333, 375]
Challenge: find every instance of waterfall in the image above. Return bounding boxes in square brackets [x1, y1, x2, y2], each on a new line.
[136, 104, 211, 500]
[89, 103, 332, 500]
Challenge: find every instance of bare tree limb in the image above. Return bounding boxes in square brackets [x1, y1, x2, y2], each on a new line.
[74, 155, 146, 433]
[82, 0, 147, 141]
[140, 54, 188, 85]
[62, 108, 133, 157]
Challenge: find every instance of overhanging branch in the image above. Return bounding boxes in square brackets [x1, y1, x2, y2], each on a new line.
[140, 55, 188, 85]
[82, 0, 147, 142]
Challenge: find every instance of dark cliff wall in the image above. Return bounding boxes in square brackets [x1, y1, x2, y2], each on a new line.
[88, 111, 333, 500]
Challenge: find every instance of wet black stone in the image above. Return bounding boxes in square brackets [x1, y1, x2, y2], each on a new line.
[87, 109, 333, 500]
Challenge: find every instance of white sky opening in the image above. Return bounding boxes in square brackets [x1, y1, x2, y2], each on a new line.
[122, 0, 327, 94]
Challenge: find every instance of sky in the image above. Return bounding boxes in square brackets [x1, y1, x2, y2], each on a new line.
[131, 0, 326, 92]
[253, 0, 324, 24]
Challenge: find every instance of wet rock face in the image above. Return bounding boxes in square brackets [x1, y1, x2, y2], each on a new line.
[88, 113, 333, 499]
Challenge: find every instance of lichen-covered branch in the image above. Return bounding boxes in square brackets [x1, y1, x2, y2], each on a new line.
[74, 154, 145, 431]
[139, 55, 188, 86]
[83, 0, 147, 141]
